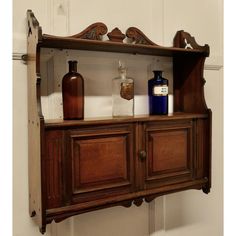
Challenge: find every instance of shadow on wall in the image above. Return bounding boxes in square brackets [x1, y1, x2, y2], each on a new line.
[56, 203, 150, 236]
[150, 191, 205, 235]
[164, 193, 192, 230]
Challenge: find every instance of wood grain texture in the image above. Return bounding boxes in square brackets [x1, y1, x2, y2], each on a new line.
[143, 120, 194, 189]
[74, 136, 127, 185]
[45, 131, 63, 209]
[173, 54, 208, 113]
[40, 36, 207, 57]
[45, 178, 208, 223]
[195, 110, 212, 193]
[64, 124, 135, 204]
[149, 130, 188, 172]
[44, 113, 208, 129]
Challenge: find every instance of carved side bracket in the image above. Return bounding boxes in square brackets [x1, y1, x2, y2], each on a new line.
[174, 30, 209, 56]
[126, 27, 157, 45]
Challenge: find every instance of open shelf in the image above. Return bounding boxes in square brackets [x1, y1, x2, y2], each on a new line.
[44, 112, 209, 129]
[40, 35, 208, 57]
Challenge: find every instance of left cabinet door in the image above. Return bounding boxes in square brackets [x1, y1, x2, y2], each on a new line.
[64, 123, 135, 205]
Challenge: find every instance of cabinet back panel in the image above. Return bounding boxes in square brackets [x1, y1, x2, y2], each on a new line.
[40, 49, 173, 119]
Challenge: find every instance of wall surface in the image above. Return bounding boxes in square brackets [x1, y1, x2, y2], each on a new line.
[13, 0, 223, 236]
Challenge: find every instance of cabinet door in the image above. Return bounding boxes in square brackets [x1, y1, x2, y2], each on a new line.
[65, 124, 135, 204]
[142, 120, 194, 189]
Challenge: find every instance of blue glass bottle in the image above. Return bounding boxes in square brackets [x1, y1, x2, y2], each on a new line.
[148, 70, 168, 115]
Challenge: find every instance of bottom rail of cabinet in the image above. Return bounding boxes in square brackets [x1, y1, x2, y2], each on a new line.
[35, 178, 209, 234]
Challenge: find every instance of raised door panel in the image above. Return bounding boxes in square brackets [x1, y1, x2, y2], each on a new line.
[73, 136, 128, 192]
[65, 124, 135, 204]
[143, 120, 194, 189]
[150, 130, 188, 172]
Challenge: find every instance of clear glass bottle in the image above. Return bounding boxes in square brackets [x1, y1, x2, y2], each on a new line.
[112, 61, 134, 117]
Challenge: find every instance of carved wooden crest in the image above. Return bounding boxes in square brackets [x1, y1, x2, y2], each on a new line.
[107, 28, 126, 42]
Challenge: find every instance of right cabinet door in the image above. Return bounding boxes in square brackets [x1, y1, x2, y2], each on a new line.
[142, 119, 195, 189]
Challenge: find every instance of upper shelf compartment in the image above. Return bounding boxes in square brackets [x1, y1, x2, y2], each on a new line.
[27, 10, 209, 57]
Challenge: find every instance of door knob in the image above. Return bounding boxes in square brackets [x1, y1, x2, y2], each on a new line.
[139, 150, 146, 161]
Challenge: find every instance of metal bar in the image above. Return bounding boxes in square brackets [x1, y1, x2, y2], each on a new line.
[204, 64, 223, 71]
[12, 53, 28, 63]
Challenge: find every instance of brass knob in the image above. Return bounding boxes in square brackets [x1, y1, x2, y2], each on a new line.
[139, 150, 147, 161]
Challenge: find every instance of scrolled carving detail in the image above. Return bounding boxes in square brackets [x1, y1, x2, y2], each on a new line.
[71, 22, 108, 40]
[126, 27, 157, 45]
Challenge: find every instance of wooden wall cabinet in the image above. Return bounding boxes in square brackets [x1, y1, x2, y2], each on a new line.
[26, 10, 211, 234]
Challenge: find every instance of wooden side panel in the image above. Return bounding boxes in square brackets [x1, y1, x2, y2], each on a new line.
[65, 124, 135, 203]
[44, 130, 64, 209]
[27, 10, 46, 233]
[143, 120, 194, 189]
[195, 113, 212, 193]
[195, 119, 205, 178]
[173, 54, 208, 113]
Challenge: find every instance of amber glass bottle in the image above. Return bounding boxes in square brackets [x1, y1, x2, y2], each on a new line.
[62, 60, 84, 120]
